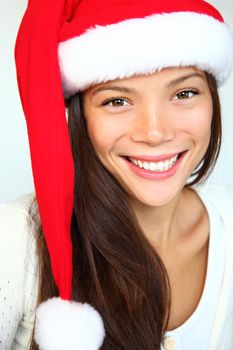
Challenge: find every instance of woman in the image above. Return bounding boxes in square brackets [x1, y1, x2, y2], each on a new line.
[2, 0, 233, 349]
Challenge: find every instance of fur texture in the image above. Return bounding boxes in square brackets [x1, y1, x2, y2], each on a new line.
[34, 298, 105, 350]
[58, 12, 233, 97]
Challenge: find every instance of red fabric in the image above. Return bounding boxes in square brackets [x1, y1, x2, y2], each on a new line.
[60, 0, 223, 41]
[15, 0, 79, 300]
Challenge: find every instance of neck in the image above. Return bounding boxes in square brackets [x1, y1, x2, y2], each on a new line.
[131, 189, 188, 249]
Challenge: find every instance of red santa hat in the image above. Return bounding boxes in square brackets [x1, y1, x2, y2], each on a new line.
[15, 0, 233, 349]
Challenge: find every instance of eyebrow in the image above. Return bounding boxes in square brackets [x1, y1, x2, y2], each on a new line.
[91, 72, 206, 96]
[166, 72, 206, 88]
[91, 85, 137, 96]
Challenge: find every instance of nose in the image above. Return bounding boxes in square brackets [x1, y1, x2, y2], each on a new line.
[130, 104, 175, 145]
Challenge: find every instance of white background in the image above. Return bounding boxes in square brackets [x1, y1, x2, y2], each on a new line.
[0, 0, 233, 203]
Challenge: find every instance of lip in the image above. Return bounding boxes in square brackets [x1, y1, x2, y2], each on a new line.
[124, 151, 187, 180]
[127, 152, 180, 162]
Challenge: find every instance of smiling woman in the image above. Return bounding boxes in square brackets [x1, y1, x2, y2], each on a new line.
[2, 0, 233, 349]
[82, 68, 215, 207]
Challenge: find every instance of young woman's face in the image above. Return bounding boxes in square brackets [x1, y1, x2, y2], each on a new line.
[83, 67, 213, 207]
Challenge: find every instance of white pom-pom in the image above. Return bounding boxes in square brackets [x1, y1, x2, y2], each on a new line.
[34, 298, 105, 350]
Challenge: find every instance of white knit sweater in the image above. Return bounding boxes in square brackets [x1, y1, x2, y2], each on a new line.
[0, 194, 38, 349]
[0, 185, 233, 349]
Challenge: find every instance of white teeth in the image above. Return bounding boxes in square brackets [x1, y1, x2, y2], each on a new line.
[149, 162, 156, 171]
[157, 161, 164, 171]
[130, 154, 178, 172]
[138, 160, 143, 168]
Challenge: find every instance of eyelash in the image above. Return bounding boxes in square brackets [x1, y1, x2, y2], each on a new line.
[173, 89, 199, 100]
[101, 89, 199, 107]
[102, 98, 130, 107]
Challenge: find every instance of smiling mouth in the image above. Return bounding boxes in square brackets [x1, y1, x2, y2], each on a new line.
[126, 152, 185, 172]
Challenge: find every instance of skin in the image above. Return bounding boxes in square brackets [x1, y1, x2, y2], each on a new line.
[83, 67, 213, 330]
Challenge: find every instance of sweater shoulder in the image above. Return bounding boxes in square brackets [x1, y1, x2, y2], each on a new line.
[0, 194, 39, 348]
[0, 193, 39, 272]
[197, 184, 233, 244]
[0, 193, 38, 237]
[197, 184, 233, 211]
[0, 193, 36, 219]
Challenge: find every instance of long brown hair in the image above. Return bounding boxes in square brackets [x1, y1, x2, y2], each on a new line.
[188, 73, 222, 185]
[30, 72, 221, 349]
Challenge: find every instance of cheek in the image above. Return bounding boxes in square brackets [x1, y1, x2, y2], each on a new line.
[194, 108, 212, 146]
[87, 119, 107, 152]
[179, 104, 213, 146]
[86, 114, 128, 155]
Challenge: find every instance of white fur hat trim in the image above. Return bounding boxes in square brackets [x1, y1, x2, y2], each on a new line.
[34, 297, 105, 350]
[59, 11, 233, 98]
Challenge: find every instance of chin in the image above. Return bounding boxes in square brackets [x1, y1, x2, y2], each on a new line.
[130, 190, 177, 208]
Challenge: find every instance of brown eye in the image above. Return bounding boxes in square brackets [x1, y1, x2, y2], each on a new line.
[111, 99, 126, 107]
[103, 98, 129, 107]
[174, 90, 198, 100]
